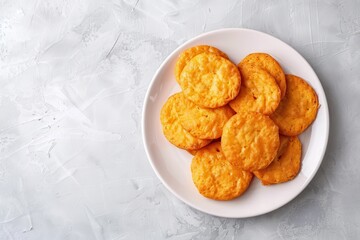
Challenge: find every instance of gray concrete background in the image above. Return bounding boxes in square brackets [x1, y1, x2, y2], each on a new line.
[0, 0, 359, 239]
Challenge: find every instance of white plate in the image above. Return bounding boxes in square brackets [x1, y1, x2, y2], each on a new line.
[142, 28, 329, 218]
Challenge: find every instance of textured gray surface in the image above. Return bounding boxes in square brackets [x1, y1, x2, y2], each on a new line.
[0, 0, 359, 239]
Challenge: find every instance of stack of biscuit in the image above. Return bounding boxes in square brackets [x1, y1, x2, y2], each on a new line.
[160, 45, 319, 201]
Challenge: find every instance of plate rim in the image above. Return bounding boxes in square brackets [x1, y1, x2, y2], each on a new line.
[142, 28, 330, 218]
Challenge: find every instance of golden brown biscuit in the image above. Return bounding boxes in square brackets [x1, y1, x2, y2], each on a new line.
[191, 142, 253, 200]
[176, 93, 235, 139]
[175, 45, 228, 82]
[270, 74, 319, 136]
[179, 53, 241, 108]
[253, 136, 302, 185]
[239, 53, 286, 98]
[160, 93, 211, 150]
[222, 112, 280, 171]
[229, 67, 281, 115]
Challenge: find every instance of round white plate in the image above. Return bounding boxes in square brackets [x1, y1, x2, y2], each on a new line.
[142, 28, 329, 218]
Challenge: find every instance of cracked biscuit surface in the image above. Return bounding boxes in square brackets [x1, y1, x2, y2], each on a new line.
[176, 92, 234, 139]
[229, 67, 281, 115]
[239, 53, 286, 99]
[191, 142, 253, 200]
[160, 93, 211, 150]
[175, 45, 228, 83]
[254, 136, 302, 185]
[222, 112, 280, 171]
[179, 53, 241, 108]
[270, 74, 319, 136]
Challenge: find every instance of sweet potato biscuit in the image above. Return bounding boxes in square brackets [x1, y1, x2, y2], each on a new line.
[222, 112, 280, 171]
[253, 136, 302, 185]
[160, 93, 211, 150]
[175, 45, 228, 82]
[270, 74, 319, 136]
[229, 67, 281, 115]
[176, 93, 235, 139]
[191, 142, 253, 200]
[239, 53, 286, 98]
[179, 53, 241, 108]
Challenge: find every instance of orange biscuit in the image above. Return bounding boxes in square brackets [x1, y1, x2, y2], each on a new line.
[229, 67, 281, 115]
[176, 93, 235, 139]
[160, 93, 211, 150]
[254, 136, 302, 185]
[270, 74, 319, 136]
[179, 53, 241, 108]
[239, 53, 286, 98]
[175, 45, 228, 82]
[222, 112, 280, 171]
[191, 142, 253, 200]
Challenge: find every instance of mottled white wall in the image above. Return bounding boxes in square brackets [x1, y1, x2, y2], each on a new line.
[0, 0, 359, 239]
